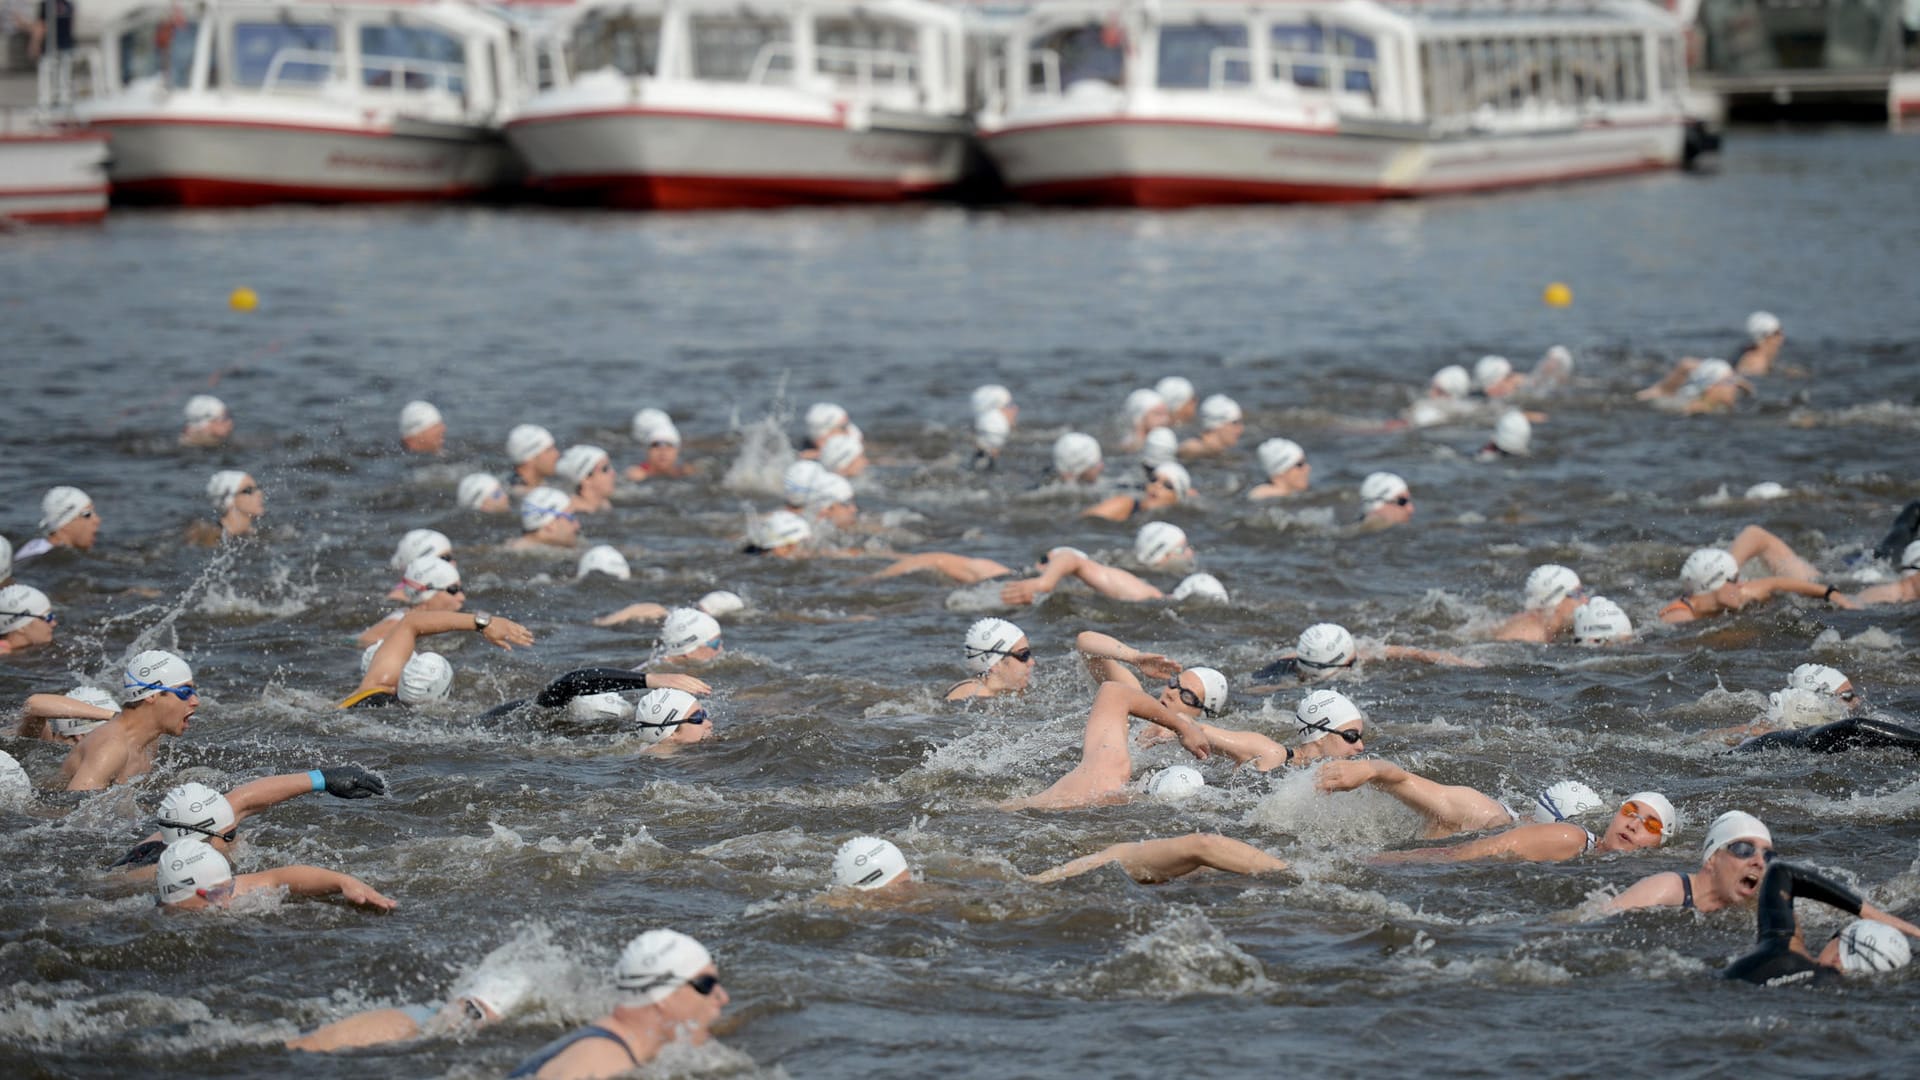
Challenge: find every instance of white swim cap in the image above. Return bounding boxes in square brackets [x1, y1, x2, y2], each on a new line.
[1151, 462, 1192, 497]
[59, 686, 116, 716]
[1296, 623, 1356, 676]
[1746, 310, 1781, 343]
[1359, 472, 1410, 511]
[576, 544, 632, 581]
[506, 423, 556, 465]
[1744, 482, 1789, 500]
[1837, 919, 1911, 974]
[633, 688, 701, 744]
[1141, 427, 1179, 468]
[1787, 663, 1848, 696]
[40, 486, 92, 533]
[1257, 438, 1304, 478]
[819, 474, 854, 509]
[1133, 521, 1189, 568]
[783, 460, 834, 510]
[1900, 540, 1920, 573]
[971, 385, 1012, 416]
[646, 418, 682, 447]
[1199, 394, 1242, 430]
[974, 409, 1011, 451]
[398, 652, 453, 704]
[1492, 410, 1532, 456]
[1171, 573, 1227, 604]
[155, 837, 232, 905]
[1623, 791, 1677, 843]
[1473, 355, 1512, 390]
[400, 555, 460, 604]
[1523, 564, 1582, 612]
[697, 590, 745, 618]
[1766, 687, 1840, 730]
[751, 510, 812, 551]
[660, 608, 722, 658]
[1681, 547, 1739, 593]
[0, 750, 28, 807]
[1147, 765, 1206, 803]
[399, 400, 443, 437]
[1702, 811, 1771, 861]
[390, 528, 452, 571]
[1296, 689, 1364, 734]
[359, 640, 413, 676]
[1532, 780, 1603, 823]
[569, 691, 633, 724]
[1687, 359, 1734, 393]
[122, 650, 193, 704]
[1187, 667, 1229, 716]
[963, 617, 1024, 674]
[1124, 388, 1167, 424]
[48, 685, 119, 738]
[184, 394, 228, 426]
[1430, 365, 1471, 400]
[0, 535, 10, 582]
[1540, 345, 1574, 374]
[831, 836, 908, 891]
[457, 970, 536, 1020]
[1053, 432, 1102, 478]
[1572, 597, 1633, 645]
[458, 473, 507, 510]
[555, 445, 610, 490]
[1155, 376, 1195, 409]
[520, 487, 573, 531]
[631, 407, 673, 443]
[805, 402, 849, 441]
[818, 432, 864, 475]
[0, 585, 51, 635]
[157, 782, 236, 843]
[615, 929, 714, 1005]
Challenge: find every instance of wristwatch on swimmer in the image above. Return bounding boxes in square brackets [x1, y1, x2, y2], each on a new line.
[472, 612, 493, 632]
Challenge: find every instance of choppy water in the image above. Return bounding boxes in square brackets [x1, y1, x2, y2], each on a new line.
[4, 127, 1920, 1078]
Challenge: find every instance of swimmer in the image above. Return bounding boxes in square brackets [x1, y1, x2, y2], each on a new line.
[12, 486, 101, 561]
[800, 401, 854, 454]
[972, 384, 1018, 430]
[997, 674, 1212, 811]
[1052, 432, 1104, 484]
[1847, 540, 1920, 606]
[947, 618, 1034, 701]
[1734, 311, 1786, 376]
[1027, 834, 1290, 884]
[1248, 622, 1479, 689]
[1178, 395, 1244, 459]
[16, 684, 118, 744]
[826, 835, 915, 901]
[1474, 355, 1525, 399]
[1492, 564, 1586, 642]
[109, 768, 386, 871]
[1607, 811, 1776, 914]
[400, 400, 446, 454]
[782, 460, 859, 528]
[180, 394, 232, 447]
[391, 528, 454, 577]
[741, 510, 864, 558]
[1571, 597, 1634, 645]
[625, 409, 695, 480]
[288, 967, 532, 1052]
[1156, 376, 1197, 425]
[1526, 345, 1575, 392]
[869, 550, 1016, 584]
[555, 445, 616, 514]
[360, 554, 463, 647]
[507, 424, 560, 491]
[0, 584, 56, 655]
[154, 837, 396, 911]
[1139, 427, 1179, 472]
[1177, 688, 1369, 772]
[1247, 438, 1310, 500]
[1081, 463, 1189, 522]
[1397, 365, 1478, 429]
[818, 429, 868, 477]
[1358, 472, 1413, 528]
[457, 473, 512, 513]
[340, 609, 534, 709]
[511, 488, 581, 550]
[186, 470, 265, 545]
[563, 686, 712, 752]
[59, 650, 197, 791]
[1660, 526, 1853, 623]
[1709, 663, 1862, 743]
[576, 545, 632, 582]
[1636, 357, 1753, 412]
[1720, 860, 1920, 986]
[1475, 410, 1532, 461]
[1121, 388, 1172, 450]
[973, 408, 1011, 470]
[999, 524, 1194, 604]
[1170, 572, 1229, 603]
[1315, 759, 1544, 840]
[595, 589, 744, 628]
[506, 929, 726, 1080]
[652, 607, 723, 663]
[1374, 791, 1675, 864]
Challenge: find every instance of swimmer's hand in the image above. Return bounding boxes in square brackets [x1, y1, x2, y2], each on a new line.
[1136, 726, 1174, 748]
[646, 673, 712, 696]
[1178, 725, 1211, 762]
[1000, 578, 1047, 605]
[342, 881, 398, 911]
[1133, 653, 1182, 680]
[1827, 591, 1859, 611]
[320, 766, 386, 799]
[482, 618, 535, 650]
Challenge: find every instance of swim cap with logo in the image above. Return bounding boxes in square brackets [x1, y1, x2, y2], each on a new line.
[1186, 667, 1229, 716]
[0, 585, 51, 635]
[1430, 365, 1471, 399]
[1151, 462, 1191, 497]
[615, 929, 714, 1004]
[633, 688, 702, 744]
[1492, 410, 1532, 456]
[184, 394, 228, 426]
[975, 409, 1010, 452]
[40, 486, 92, 533]
[1171, 573, 1228, 603]
[697, 591, 745, 618]
[122, 650, 193, 704]
[1473, 356, 1512, 390]
[1572, 597, 1632, 644]
[400, 555, 460, 603]
[630, 407, 673, 443]
[1765, 687, 1840, 730]
[577, 544, 632, 581]
[1133, 521, 1189, 568]
[805, 402, 850, 441]
[1532, 780, 1603, 823]
[1053, 433, 1102, 478]
[818, 432, 864, 474]
[1199, 394, 1242, 430]
[783, 460, 835, 509]
[1359, 472, 1410, 511]
[520, 487, 573, 532]
[1523, 565, 1582, 612]
[390, 528, 453, 571]
[206, 471, 249, 510]
[1141, 427, 1179, 468]
[1155, 376, 1195, 411]
[458, 473, 507, 510]
[963, 617, 1024, 674]
[831, 837, 908, 891]
[555, 445, 610, 490]
[1147, 765, 1206, 803]
[1681, 548, 1739, 593]
[1296, 623, 1356, 675]
[569, 691, 634, 723]
[399, 400, 443, 437]
[659, 608, 721, 658]
[1296, 689, 1364, 734]
[155, 837, 232, 905]
[1623, 791, 1677, 843]
[751, 510, 812, 551]
[398, 652, 453, 704]
[158, 782, 237, 843]
[1702, 811, 1771, 861]
[1746, 311, 1781, 343]
[1786, 663, 1848, 696]
[1837, 919, 1911, 974]
[48, 685, 119, 738]
[971, 385, 1012, 416]
[1124, 388, 1167, 424]
[1257, 438, 1305, 478]
[506, 423, 556, 465]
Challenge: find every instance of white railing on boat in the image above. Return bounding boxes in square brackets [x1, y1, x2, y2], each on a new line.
[260, 49, 467, 99]
[743, 42, 920, 88]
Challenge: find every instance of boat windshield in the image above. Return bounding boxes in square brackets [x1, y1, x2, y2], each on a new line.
[570, 11, 662, 77]
[689, 15, 792, 83]
[118, 14, 202, 89]
[360, 22, 467, 94]
[1157, 21, 1250, 89]
[1027, 23, 1125, 92]
[814, 15, 921, 91]
[233, 19, 337, 90]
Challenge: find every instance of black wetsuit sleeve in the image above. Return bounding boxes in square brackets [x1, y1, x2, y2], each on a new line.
[1732, 717, 1920, 756]
[533, 668, 653, 708]
[1724, 861, 1859, 985]
[1872, 500, 1920, 562]
[1776, 861, 1864, 919]
[108, 839, 167, 868]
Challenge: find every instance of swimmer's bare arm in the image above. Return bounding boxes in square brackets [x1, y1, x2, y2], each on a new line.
[1730, 525, 1819, 581]
[359, 610, 535, 693]
[1375, 644, 1484, 667]
[1635, 360, 1699, 400]
[1744, 578, 1857, 610]
[1110, 683, 1210, 760]
[1072, 560, 1165, 602]
[1315, 760, 1511, 835]
[1491, 612, 1550, 643]
[1194, 724, 1291, 770]
[1374, 822, 1586, 864]
[20, 693, 117, 739]
[1080, 495, 1135, 522]
[1860, 905, 1920, 939]
[592, 603, 669, 627]
[243, 867, 398, 910]
[64, 737, 134, 792]
[1073, 631, 1180, 689]
[1604, 871, 1687, 913]
[1000, 551, 1080, 604]
[872, 552, 1014, 584]
[1027, 834, 1288, 884]
[1847, 577, 1920, 606]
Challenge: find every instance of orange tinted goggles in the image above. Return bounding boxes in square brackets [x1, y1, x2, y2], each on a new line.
[1621, 801, 1664, 836]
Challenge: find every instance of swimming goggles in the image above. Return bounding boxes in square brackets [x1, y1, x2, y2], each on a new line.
[161, 819, 239, 844]
[1620, 801, 1665, 836]
[1298, 717, 1363, 744]
[124, 676, 196, 702]
[1165, 676, 1221, 717]
[1721, 840, 1775, 862]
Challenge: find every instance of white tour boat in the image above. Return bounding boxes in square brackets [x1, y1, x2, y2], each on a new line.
[974, 0, 1696, 206]
[79, 0, 525, 205]
[505, 0, 972, 209]
[0, 112, 110, 224]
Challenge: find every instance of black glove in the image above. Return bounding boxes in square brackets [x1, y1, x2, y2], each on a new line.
[320, 765, 386, 799]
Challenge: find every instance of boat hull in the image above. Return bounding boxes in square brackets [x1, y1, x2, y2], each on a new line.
[0, 131, 110, 224]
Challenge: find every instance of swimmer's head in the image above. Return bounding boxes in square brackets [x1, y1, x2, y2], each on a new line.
[458, 473, 509, 512]
[1523, 564, 1583, 613]
[1052, 432, 1103, 480]
[1746, 310, 1782, 344]
[48, 685, 119, 739]
[1680, 547, 1738, 593]
[697, 591, 745, 618]
[157, 782, 237, 844]
[184, 394, 229, 429]
[1571, 597, 1633, 645]
[1124, 388, 1169, 428]
[206, 470, 251, 511]
[1701, 811, 1774, 902]
[1473, 355, 1511, 391]
[1174, 667, 1228, 717]
[1294, 623, 1357, 681]
[818, 432, 865, 476]
[805, 402, 850, 442]
[520, 487, 575, 534]
[400, 555, 461, 607]
[576, 544, 632, 581]
[1133, 521, 1192, 570]
[40, 486, 95, 536]
[121, 650, 193, 704]
[963, 617, 1027, 675]
[831, 836, 909, 891]
[633, 687, 704, 744]
[155, 837, 232, 906]
[1429, 365, 1471, 400]
[0, 584, 53, 636]
[1147, 765, 1206, 803]
[1837, 919, 1911, 974]
[783, 460, 834, 510]
[971, 384, 1013, 417]
[569, 691, 634, 724]
[1199, 394, 1242, 432]
[399, 400, 444, 438]
[631, 407, 674, 444]
[506, 423, 556, 466]
[398, 652, 453, 705]
[1701, 811, 1771, 863]
[1766, 687, 1843, 730]
[1257, 437, 1305, 479]
[1787, 662, 1852, 701]
[1492, 410, 1531, 456]
[660, 607, 722, 660]
[391, 528, 453, 571]
[1295, 689, 1364, 738]
[750, 510, 812, 554]
[1149, 462, 1191, 500]
[1616, 791, 1676, 846]
[1171, 573, 1228, 604]
[1140, 427, 1179, 468]
[1359, 472, 1412, 519]
[1531, 780, 1603, 823]
[974, 408, 1011, 453]
[1538, 346, 1574, 376]
[555, 445, 612, 493]
[615, 929, 715, 1006]
[1155, 376, 1195, 412]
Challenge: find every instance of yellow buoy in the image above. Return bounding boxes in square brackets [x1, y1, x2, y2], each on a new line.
[229, 287, 259, 312]
[1542, 282, 1572, 308]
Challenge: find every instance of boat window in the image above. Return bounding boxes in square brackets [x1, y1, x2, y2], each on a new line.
[1028, 23, 1125, 92]
[359, 23, 466, 94]
[233, 21, 337, 89]
[814, 15, 921, 89]
[1333, 28, 1375, 96]
[570, 12, 661, 77]
[1270, 23, 1326, 88]
[1657, 37, 1677, 94]
[118, 16, 201, 89]
[1157, 22, 1249, 89]
[690, 16, 792, 83]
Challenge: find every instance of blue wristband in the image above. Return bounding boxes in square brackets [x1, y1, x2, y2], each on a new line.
[308, 769, 325, 793]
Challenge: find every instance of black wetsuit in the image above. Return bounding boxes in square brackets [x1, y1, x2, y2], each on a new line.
[1732, 716, 1920, 756]
[475, 668, 657, 721]
[1722, 861, 1860, 986]
[1872, 500, 1920, 563]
